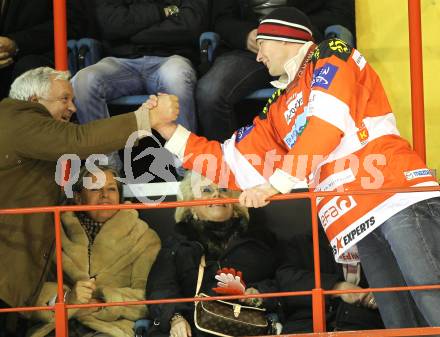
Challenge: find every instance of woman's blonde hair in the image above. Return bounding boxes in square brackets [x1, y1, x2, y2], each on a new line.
[174, 171, 249, 223]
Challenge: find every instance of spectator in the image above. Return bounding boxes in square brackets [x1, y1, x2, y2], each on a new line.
[0, 67, 176, 334]
[277, 229, 383, 333]
[27, 165, 161, 337]
[149, 7, 440, 330]
[146, 171, 278, 337]
[196, 0, 355, 141]
[0, 0, 84, 99]
[71, 0, 209, 170]
[0, 0, 54, 99]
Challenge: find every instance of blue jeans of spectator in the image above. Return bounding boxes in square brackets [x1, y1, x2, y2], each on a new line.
[357, 197, 440, 332]
[196, 50, 272, 142]
[71, 56, 197, 168]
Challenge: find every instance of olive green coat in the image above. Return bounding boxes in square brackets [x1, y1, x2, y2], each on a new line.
[0, 98, 138, 308]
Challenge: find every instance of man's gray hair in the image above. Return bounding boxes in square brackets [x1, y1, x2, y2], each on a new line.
[9, 67, 71, 101]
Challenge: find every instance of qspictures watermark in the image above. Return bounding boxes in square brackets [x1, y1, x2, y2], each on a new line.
[54, 131, 412, 205]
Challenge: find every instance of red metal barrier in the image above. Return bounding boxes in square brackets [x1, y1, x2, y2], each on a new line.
[408, 0, 427, 161]
[30, 0, 434, 335]
[53, 0, 68, 71]
[1, 186, 440, 337]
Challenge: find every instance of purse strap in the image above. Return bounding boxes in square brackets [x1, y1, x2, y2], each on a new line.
[195, 255, 206, 296]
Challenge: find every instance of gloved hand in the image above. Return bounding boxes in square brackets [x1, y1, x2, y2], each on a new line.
[212, 268, 245, 295]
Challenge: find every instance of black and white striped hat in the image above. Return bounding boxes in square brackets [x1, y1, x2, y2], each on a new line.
[256, 7, 314, 44]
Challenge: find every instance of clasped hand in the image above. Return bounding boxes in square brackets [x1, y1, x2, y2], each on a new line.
[140, 93, 179, 140]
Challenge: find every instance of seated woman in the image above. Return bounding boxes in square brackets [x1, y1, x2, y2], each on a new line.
[276, 228, 384, 333]
[146, 171, 278, 337]
[28, 165, 161, 337]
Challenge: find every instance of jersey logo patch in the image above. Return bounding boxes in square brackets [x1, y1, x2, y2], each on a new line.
[357, 122, 369, 145]
[329, 39, 351, 56]
[404, 169, 432, 180]
[284, 92, 303, 124]
[235, 125, 254, 143]
[311, 63, 339, 90]
[352, 49, 367, 70]
[312, 38, 352, 64]
[283, 108, 309, 148]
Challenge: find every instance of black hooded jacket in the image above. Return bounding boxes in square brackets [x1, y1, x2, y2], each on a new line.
[146, 217, 278, 333]
[92, 0, 210, 63]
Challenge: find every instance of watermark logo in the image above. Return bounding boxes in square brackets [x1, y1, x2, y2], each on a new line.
[55, 131, 389, 205]
[56, 131, 177, 203]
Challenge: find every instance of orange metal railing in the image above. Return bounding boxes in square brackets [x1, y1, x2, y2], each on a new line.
[1, 186, 440, 336]
[2, 0, 428, 335]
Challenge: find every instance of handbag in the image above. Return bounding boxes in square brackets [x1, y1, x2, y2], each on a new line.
[193, 256, 269, 337]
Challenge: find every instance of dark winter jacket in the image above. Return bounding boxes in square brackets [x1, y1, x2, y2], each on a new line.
[93, 0, 209, 63]
[276, 230, 383, 333]
[146, 218, 278, 334]
[0, 0, 83, 57]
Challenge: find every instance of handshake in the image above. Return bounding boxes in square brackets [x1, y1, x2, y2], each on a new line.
[138, 93, 180, 140]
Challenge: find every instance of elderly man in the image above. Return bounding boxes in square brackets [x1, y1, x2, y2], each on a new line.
[0, 67, 176, 333]
[148, 6, 440, 332]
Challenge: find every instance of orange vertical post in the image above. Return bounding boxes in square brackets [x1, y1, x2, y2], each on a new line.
[310, 197, 326, 332]
[408, 0, 426, 162]
[53, 0, 70, 185]
[54, 210, 68, 337]
[53, 0, 68, 70]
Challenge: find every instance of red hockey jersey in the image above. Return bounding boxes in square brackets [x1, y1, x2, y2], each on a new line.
[165, 39, 439, 262]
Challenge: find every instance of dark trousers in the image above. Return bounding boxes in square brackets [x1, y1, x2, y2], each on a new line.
[0, 299, 11, 337]
[196, 50, 272, 142]
[0, 53, 54, 99]
[0, 299, 28, 337]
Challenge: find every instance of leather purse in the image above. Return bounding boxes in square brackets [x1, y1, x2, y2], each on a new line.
[193, 256, 269, 337]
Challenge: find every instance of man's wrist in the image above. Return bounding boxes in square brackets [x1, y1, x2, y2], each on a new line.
[170, 312, 184, 324]
[164, 5, 179, 17]
[3, 37, 18, 55]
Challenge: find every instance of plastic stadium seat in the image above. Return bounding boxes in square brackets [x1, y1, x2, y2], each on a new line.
[67, 38, 102, 76]
[67, 40, 78, 75]
[324, 24, 355, 47]
[76, 38, 103, 70]
[199, 31, 220, 66]
[134, 319, 151, 337]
